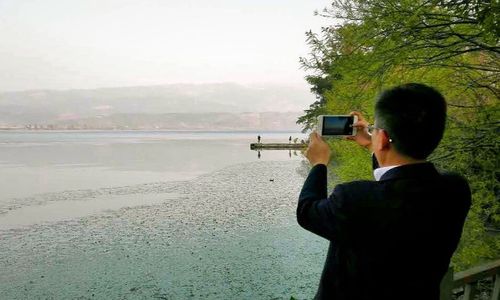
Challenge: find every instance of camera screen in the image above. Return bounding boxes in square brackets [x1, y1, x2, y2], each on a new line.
[322, 116, 353, 135]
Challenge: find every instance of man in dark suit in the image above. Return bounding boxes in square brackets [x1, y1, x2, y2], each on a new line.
[298, 83, 471, 300]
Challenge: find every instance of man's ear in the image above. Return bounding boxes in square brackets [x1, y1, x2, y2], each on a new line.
[378, 130, 392, 150]
[373, 131, 382, 152]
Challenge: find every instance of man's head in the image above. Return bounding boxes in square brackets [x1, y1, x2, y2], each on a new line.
[372, 83, 447, 164]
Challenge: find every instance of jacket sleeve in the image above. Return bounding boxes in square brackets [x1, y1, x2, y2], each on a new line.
[296, 164, 348, 241]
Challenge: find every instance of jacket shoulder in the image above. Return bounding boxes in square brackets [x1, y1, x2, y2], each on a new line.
[335, 180, 379, 194]
[332, 180, 382, 207]
[438, 171, 472, 203]
[439, 171, 470, 187]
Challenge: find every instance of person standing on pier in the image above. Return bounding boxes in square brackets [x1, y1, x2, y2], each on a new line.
[289, 136, 292, 143]
[257, 135, 261, 143]
[298, 83, 471, 300]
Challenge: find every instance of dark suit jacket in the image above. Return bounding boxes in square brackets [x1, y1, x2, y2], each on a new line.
[297, 162, 471, 300]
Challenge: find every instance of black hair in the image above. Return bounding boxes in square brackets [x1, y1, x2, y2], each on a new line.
[375, 83, 447, 159]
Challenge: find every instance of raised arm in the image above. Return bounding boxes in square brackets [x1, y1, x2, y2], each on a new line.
[297, 164, 348, 240]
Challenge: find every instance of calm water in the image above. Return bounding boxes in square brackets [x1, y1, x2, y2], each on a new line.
[0, 131, 327, 299]
[0, 131, 306, 201]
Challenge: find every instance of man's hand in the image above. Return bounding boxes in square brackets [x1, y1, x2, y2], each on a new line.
[346, 111, 372, 151]
[304, 131, 331, 166]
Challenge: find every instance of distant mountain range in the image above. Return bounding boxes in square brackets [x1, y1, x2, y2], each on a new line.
[0, 83, 313, 130]
[43, 112, 303, 131]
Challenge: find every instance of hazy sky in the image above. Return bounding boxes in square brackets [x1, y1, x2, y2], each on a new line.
[0, 0, 331, 92]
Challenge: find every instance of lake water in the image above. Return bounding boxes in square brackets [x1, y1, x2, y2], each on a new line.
[0, 131, 328, 299]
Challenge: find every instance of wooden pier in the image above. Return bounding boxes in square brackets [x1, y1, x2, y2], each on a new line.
[250, 143, 306, 150]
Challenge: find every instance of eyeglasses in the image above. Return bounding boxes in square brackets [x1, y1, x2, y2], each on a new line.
[366, 124, 378, 135]
[367, 124, 393, 143]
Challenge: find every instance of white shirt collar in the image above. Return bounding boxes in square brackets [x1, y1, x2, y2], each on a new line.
[373, 165, 399, 181]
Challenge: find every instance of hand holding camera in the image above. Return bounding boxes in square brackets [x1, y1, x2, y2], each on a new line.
[316, 112, 372, 148]
[304, 131, 331, 167]
[345, 111, 372, 150]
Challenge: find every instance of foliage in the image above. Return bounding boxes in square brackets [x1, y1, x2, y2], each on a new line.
[299, 0, 499, 271]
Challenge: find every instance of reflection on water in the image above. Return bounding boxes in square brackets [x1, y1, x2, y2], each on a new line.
[0, 131, 307, 201]
[255, 149, 301, 159]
